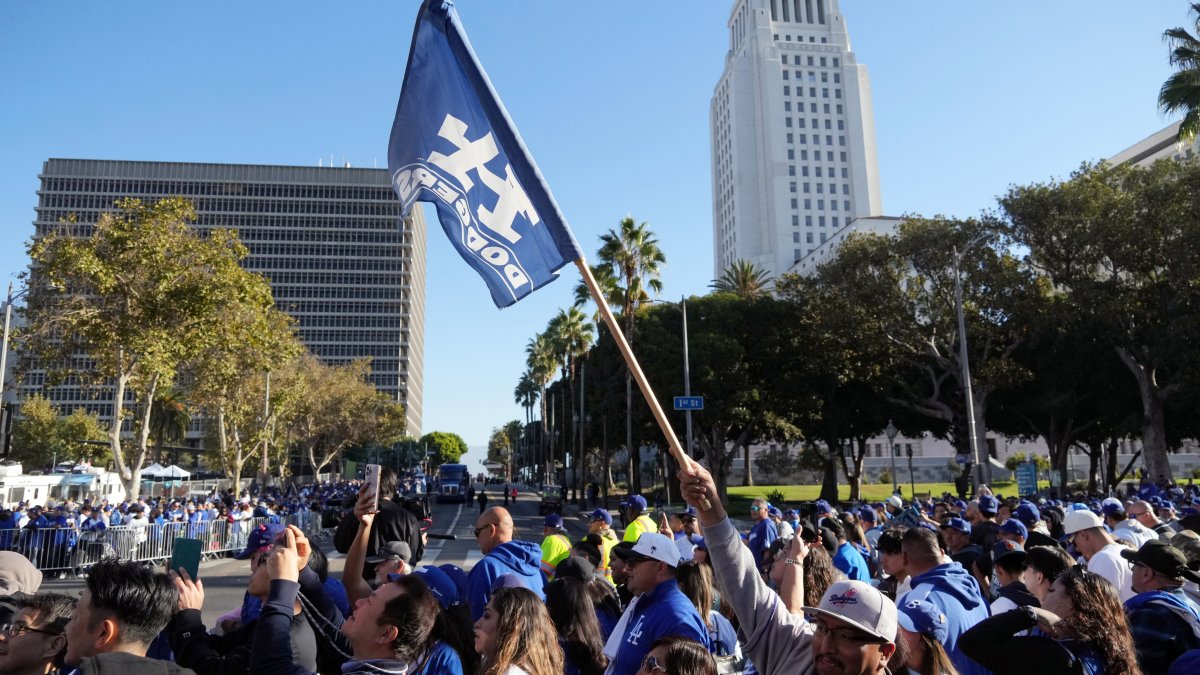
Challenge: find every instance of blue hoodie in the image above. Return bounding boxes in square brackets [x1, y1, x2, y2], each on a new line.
[466, 539, 546, 620]
[901, 562, 992, 675]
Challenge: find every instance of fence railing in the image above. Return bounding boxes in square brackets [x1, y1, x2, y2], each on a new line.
[1, 511, 322, 576]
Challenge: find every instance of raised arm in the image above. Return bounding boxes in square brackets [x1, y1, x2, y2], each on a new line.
[343, 485, 376, 605]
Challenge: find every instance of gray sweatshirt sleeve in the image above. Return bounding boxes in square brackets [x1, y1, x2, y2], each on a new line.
[705, 517, 815, 675]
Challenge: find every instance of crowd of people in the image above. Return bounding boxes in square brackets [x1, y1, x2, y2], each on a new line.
[2, 464, 1200, 675]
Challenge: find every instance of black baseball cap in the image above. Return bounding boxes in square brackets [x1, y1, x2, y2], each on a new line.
[1120, 540, 1200, 583]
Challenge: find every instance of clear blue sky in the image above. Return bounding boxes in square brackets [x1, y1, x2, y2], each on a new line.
[0, 1, 1190, 470]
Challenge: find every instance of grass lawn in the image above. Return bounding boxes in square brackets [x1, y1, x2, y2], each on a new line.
[723, 480, 1052, 512]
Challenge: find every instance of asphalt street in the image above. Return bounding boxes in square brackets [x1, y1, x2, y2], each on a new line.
[38, 488, 593, 628]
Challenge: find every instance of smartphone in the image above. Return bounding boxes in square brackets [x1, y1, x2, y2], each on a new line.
[171, 537, 203, 580]
[365, 464, 382, 512]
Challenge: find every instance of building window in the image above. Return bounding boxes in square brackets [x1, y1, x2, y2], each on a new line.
[790, 182, 797, 193]
[819, 216, 826, 227]
[835, 89, 842, 99]
[802, 166, 809, 176]
[820, 233, 827, 243]
[841, 168, 848, 178]
[786, 133, 794, 143]
[832, 217, 839, 227]
[798, 118, 806, 128]
[826, 135, 833, 145]
[791, 198, 798, 208]
[803, 182, 810, 193]
[840, 152, 847, 161]
[804, 199, 812, 209]
[792, 215, 800, 226]
[816, 183, 823, 194]
[820, 57, 827, 66]
[801, 150, 808, 160]
[784, 101, 791, 111]
[834, 73, 841, 83]
[837, 105, 843, 114]
[822, 88, 829, 98]
[786, 118, 793, 127]
[788, 166, 795, 176]
[817, 199, 824, 209]
[794, 232, 801, 243]
[838, 120, 844, 130]
[843, 200, 850, 211]
[807, 56, 814, 66]
[831, 200, 837, 210]
[795, 249, 804, 262]
[805, 215, 813, 226]
[787, 149, 795, 159]
[810, 87, 817, 97]
[833, 58, 840, 67]
[821, 72, 828, 83]
[806, 232, 813, 243]
[783, 71, 789, 80]
[784, 85, 790, 94]
[842, 184, 849, 194]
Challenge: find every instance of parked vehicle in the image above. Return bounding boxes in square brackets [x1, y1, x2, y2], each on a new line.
[435, 463, 469, 503]
[539, 485, 563, 515]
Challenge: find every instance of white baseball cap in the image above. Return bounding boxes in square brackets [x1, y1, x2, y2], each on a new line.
[887, 496, 903, 509]
[614, 532, 682, 567]
[803, 580, 898, 642]
[1062, 509, 1104, 535]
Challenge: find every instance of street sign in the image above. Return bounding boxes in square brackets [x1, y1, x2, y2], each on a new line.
[673, 396, 704, 411]
[1016, 462, 1038, 496]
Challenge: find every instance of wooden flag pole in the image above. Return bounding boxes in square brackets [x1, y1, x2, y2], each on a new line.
[573, 258, 698, 477]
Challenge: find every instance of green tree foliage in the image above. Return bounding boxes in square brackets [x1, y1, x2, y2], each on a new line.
[20, 198, 278, 498]
[573, 216, 665, 493]
[1160, 3, 1200, 142]
[755, 445, 797, 483]
[1004, 452, 1051, 473]
[1000, 160, 1200, 481]
[149, 387, 190, 464]
[11, 394, 108, 469]
[422, 431, 468, 465]
[711, 259, 773, 298]
[276, 354, 406, 476]
[545, 306, 594, 496]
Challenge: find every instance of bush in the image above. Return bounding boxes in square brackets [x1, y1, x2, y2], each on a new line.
[764, 488, 788, 507]
[878, 469, 893, 485]
[1192, 468, 1200, 480]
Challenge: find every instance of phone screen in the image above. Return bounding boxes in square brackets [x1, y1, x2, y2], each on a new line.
[365, 464, 382, 512]
[171, 537, 203, 580]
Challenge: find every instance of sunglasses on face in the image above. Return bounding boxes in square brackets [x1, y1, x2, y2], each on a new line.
[0, 623, 59, 638]
[750, 506, 762, 512]
[641, 654, 668, 673]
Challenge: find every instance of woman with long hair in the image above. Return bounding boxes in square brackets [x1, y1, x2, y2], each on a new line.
[839, 511, 871, 561]
[801, 541, 841, 608]
[676, 561, 741, 661]
[896, 597, 960, 675]
[960, 566, 1142, 675]
[473, 586, 563, 675]
[635, 636, 715, 675]
[545, 577, 608, 675]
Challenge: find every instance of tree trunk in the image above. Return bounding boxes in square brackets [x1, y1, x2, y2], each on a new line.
[702, 426, 735, 511]
[1105, 439, 1120, 493]
[110, 370, 131, 483]
[1115, 347, 1174, 481]
[123, 373, 160, 501]
[1086, 445, 1100, 494]
[820, 447, 839, 503]
[741, 442, 754, 487]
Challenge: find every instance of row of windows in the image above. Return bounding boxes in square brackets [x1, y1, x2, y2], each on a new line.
[790, 198, 852, 212]
[770, 0, 827, 26]
[276, 286, 407, 300]
[310, 344, 411, 360]
[783, 87, 842, 100]
[283, 301, 406, 315]
[245, 257, 403, 271]
[782, 72, 840, 86]
[38, 194, 401, 218]
[235, 227, 407, 243]
[795, 231, 828, 244]
[790, 182, 850, 196]
[35, 210, 405, 239]
[792, 215, 841, 229]
[784, 132, 847, 148]
[246, 243, 403, 258]
[296, 315, 404, 328]
[41, 178, 395, 202]
[786, 149, 849, 164]
[781, 114, 844, 132]
[789, 165, 849, 179]
[299, 329, 405, 343]
[782, 53, 838, 68]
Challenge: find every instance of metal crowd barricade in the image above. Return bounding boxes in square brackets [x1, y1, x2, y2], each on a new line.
[1, 510, 326, 577]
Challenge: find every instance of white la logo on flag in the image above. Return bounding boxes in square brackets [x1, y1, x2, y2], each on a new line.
[427, 114, 541, 244]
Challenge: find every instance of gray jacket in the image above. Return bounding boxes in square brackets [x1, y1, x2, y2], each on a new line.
[706, 517, 815, 675]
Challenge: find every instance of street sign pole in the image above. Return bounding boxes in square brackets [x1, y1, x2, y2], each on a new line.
[682, 296, 692, 458]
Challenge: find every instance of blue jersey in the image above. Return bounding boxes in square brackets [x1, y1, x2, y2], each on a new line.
[608, 579, 710, 675]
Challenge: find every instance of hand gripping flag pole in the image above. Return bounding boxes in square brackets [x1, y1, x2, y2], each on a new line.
[389, 0, 704, 493]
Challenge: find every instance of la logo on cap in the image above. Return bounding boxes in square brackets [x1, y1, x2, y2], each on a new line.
[829, 588, 859, 607]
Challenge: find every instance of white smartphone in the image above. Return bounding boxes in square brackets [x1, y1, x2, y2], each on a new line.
[365, 464, 382, 512]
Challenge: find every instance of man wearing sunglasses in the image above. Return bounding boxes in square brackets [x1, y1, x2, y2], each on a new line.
[1121, 540, 1200, 674]
[465, 507, 544, 621]
[0, 593, 74, 675]
[676, 463, 900, 675]
[747, 499, 777, 573]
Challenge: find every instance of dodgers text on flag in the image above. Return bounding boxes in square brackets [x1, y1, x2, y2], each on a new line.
[388, 0, 583, 308]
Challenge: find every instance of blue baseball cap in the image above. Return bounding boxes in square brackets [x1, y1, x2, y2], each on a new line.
[991, 540, 1025, 565]
[783, 509, 797, 518]
[767, 506, 783, 518]
[438, 564, 469, 604]
[543, 513, 564, 528]
[674, 506, 699, 519]
[897, 597, 949, 644]
[858, 507, 877, 523]
[626, 495, 648, 511]
[998, 519, 1028, 539]
[408, 566, 459, 609]
[235, 523, 285, 560]
[940, 517, 972, 535]
[588, 508, 613, 525]
[815, 500, 832, 513]
[977, 495, 998, 515]
[1015, 503, 1040, 526]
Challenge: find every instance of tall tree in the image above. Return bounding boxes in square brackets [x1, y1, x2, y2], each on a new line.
[1160, 3, 1200, 142]
[149, 387, 190, 465]
[1001, 160, 1200, 482]
[512, 370, 539, 472]
[573, 216, 665, 493]
[10, 394, 108, 470]
[20, 198, 273, 498]
[546, 307, 594, 499]
[421, 431, 468, 465]
[711, 259, 774, 298]
[525, 333, 556, 482]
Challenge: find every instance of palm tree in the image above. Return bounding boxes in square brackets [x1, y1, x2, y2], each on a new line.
[574, 216, 665, 492]
[546, 307, 595, 500]
[1160, 3, 1200, 141]
[525, 333, 556, 483]
[711, 259, 774, 298]
[150, 387, 190, 465]
[512, 371, 539, 470]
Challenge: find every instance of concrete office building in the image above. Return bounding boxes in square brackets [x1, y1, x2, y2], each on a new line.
[25, 158, 425, 439]
[711, 0, 882, 280]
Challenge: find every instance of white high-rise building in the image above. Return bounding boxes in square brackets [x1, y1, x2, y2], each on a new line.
[711, 0, 882, 280]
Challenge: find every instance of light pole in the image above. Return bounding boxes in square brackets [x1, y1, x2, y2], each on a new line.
[952, 234, 991, 491]
[884, 420, 898, 495]
[647, 297, 694, 456]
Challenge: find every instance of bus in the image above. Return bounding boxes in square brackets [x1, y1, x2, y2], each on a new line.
[435, 464, 469, 504]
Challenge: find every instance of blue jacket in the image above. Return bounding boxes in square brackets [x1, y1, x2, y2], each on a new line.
[902, 562, 992, 675]
[608, 579, 710, 675]
[465, 540, 546, 621]
[832, 542, 870, 582]
[747, 519, 777, 569]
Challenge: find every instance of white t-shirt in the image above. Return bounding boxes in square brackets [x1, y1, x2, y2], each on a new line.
[1087, 543, 1134, 601]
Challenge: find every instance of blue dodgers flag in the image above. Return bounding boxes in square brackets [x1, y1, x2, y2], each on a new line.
[389, 0, 583, 308]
